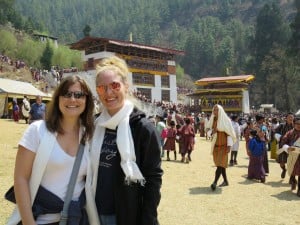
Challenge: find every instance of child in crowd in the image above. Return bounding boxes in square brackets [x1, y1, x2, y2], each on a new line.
[247, 128, 266, 183]
[163, 120, 177, 161]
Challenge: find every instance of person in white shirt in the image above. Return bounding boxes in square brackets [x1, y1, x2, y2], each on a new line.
[8, 75, 95, 225]
[229, 115, 241, 166]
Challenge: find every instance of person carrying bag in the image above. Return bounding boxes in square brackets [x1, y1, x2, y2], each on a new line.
[6, 75, 95, 225]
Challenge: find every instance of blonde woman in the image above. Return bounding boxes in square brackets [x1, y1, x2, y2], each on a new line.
[86, 56, 163, 225]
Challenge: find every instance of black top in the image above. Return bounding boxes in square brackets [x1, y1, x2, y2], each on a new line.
[94, 108, 163, 225]
[95, 128, 120, 214]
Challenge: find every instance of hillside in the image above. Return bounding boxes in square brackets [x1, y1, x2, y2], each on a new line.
[10, 0, 296, 79]
[1, 0, 299, 111]
[14, 0, 296, 45]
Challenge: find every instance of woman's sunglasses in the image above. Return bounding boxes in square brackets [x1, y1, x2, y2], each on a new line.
[62, 91, 87, 99]
[96, 81, 121, 95]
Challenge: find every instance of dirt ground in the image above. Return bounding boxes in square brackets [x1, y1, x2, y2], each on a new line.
[0, 119, 299, 225]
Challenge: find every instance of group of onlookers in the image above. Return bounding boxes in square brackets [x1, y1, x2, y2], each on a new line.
[153, 107, 300, 197]
[7, 95, 46, 124]
[222, 111, 300, 197]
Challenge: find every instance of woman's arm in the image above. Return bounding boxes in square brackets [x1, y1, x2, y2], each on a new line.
[14, 145, 37, 225]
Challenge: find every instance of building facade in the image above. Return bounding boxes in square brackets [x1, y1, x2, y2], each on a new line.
[70, 37, 184, 103]
[187, 75, 255, 114]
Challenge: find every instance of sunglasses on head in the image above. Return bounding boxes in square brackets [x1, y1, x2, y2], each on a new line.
[96, 81, 121, 95]
[62, 91, 87, 99]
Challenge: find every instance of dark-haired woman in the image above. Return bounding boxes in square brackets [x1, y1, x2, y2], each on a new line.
[8, 75, 95, 225]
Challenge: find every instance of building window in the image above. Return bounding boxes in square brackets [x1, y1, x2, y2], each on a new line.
[162, 90, 170, 101]
[132, 73, 154, 85]
[136, 88, 151, 101]
[161, 76, 169, 88]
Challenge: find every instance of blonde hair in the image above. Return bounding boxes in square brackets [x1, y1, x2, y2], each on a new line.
[96, 56, 129, 85]
[95, 56, 141, 108]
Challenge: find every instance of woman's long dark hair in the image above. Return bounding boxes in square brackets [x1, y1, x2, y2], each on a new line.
[45, 75, 95, 143]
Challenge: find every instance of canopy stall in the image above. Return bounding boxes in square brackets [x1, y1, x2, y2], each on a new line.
[0, 78, 51, 117]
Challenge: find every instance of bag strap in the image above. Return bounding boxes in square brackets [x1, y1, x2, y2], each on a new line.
[59, 143, 85, 225]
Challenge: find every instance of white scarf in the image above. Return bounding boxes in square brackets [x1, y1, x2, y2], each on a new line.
[93, 100, 145, 185]
[206, 105, 236, 154]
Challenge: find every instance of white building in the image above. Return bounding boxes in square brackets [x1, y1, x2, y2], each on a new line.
[70, 37, 184, 103]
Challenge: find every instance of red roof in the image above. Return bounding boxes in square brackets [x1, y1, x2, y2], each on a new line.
[69, 36, 185, 56]
[195, 75, 254, 86]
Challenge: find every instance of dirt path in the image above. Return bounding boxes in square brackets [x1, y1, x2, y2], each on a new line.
[0, 119, 299, 225]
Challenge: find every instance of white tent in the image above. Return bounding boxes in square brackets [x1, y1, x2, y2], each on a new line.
[0, 78, 51, 117]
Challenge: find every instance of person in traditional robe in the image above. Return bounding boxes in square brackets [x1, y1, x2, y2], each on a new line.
[275, 113, 294, 179]
[278, 117, 300, 197]
[247, 128, 266, 183]
[206, 104, 236, 191]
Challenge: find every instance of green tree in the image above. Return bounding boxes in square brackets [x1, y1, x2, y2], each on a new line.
[16, 37, 44, 68]
[52, 45, 82, 69]
[40, 41, 53, 70]
[0, 30, 17, 57]
[0, 0, 15, 25]
[250, 3, 290, 105]
[83, 24, 91, 37]
[288, 0, 300, 59]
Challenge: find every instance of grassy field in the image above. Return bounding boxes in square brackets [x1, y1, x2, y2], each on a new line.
[1, 118, 300, 225]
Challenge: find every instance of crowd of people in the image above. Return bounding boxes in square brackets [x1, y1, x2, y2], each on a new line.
[153, 106, 300, 197]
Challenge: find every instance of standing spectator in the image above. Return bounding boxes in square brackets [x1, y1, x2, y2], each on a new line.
[193, 113, 200, 134]
[175, 124, 183, 156]
[86, 56, 163, 225]
[8, 100, 13, 119]
[199, 112, 206, 137]
[247, 128, 267, 183]
[269, 117, 279, 159]
[204, 113, 211, 140]
[243, 121, 254, 156]
[22, 96, 30, 124]
[229, 115, 241, 166]
[180, 117, 195, 163]
[206, 104, 236, 191]
[163, 120, 177, 161]
[255, 114, 269, 175]
[279, 117, 300, 196]
[7, 75, 95, 225]
[275, 112, 294, 179]
[156, 115, 167, 157]
[29, 95, 46, 124]
[12, 99, 19, 122]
